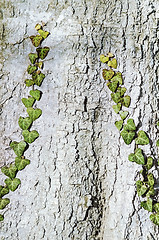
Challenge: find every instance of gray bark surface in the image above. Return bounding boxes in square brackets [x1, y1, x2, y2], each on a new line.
[0, 0, 159, 239]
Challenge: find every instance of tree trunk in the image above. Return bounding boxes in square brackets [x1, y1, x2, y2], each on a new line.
[0, 0, 159, 239]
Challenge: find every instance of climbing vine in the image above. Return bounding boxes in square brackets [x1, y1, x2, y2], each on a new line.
[0, 23, 50, 221]
[100, 53, 159, 225]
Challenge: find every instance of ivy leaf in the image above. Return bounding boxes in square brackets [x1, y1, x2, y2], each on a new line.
[28, 53, 38, 64]
[112, 103, 122, 114]
[108, 58, 117, 69]
[22, 97, 35, 108]
[35, 61, 43, 69]
[32, 72, 45, 86]
[27, 107, 42, 121]
[146, 186, 155, 197]
[100, 54, 109, 63]
[120, 111, 129, 120]
[120, 129, 135, 145]
[135, 130, 149, 145]
[150, 213, 159, 225]
[15, 157, 30, 171]
[22, 130, 39, 143]
[1, 164, 17, 179]
[111, 92, 121, 103]
[38, 29, 50, 39]
[157, 121, 159, 127]
[128, 148, 145, 165]
[35, 23, 42, 31]
[102, 69, 114, 80]
[25, 79, 35, 87]
[141, 198, 153, 212]
[0, 198, 10, 210]
[145, 156, 153, 170]
[121, 95, 131, 107]
[30, 35, 43, 47]
[0, 214, 4, 221]
[136, 180, 147, 196]
[0, 186, 9, 198]
[107, 80, 118, 92]
[5, 178, 21, 192]
[27, 65, 37, 75]
[115, 120, 123, 131]
[116, 87, 126, 96]
[156, 139, 159, 147]
[29, 89, 42, 101]
[10, 141, 27, 157]
[111, 72, 123, 85]
[123, 119, 136, 131]
[153, 203, 159, 212]
[18, 116, 33, 130]
[36, 47, 50, 60]
[107, 52, 114, 58]
[147, 173, 154, 186]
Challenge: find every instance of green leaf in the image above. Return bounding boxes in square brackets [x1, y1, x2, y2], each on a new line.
[18, 116, 33, 130]
[146, 187, 155, 197]
[22, 97, 35, 108]
[121, 95, 131, 107]
[38, 29, 50, 39]
[25, 79, 34, 87]
[120, 130, 135, 145]
[35, 23, 42, 31]
[32, 72, 45, 86]
[157, 121, 159, 127]
[15, 157, 30, 171]
[128, 148, 145, 165]
[1, 164, 17, 179]
[102, 69, 114, 80]
[100, 54, 109, 63]
[147, 173, 154, 186]
[5, 178, 21, 192]
[141, 198, 153, 212]
[0, 198, 10, 209]
[123, 119, 136, 131]
[29, 89, 42, 101]
[30, 35, 43, 47]
[10, 141, 27, 157]
[28, 53, 38, 64]
[112, 103, 122, 114]
[0, 186, 9, 198]
[0, 214, 4, 221]
[111, 92, 121, 103]
[145, 157, 153, 170]
[150, 213, 159, 225]
[107, 80, 118, 92]
[156, 139, 159, 147]
[108, 58, 117, 69]
[136, 180, 147, 196]
[111, 72, 123, 85]
[22, 130, 39, 143]
[120, 111, 129, 120]
[116, 87, 126, 96]
[153, 203, 159, 212]
[115, 120, 123, 131]
[27, 107, 42, 121]
[36, 47, 50, 60]
[135, 130, 149, 145]
[27, 65, 37, 74]
[35, 61, 43, 69]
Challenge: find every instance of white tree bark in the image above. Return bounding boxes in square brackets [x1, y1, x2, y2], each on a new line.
[0, 0, 159, 239]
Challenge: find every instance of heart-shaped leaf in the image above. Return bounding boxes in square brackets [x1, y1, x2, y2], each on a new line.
[1, 164, 17, 179]
[35, 61, 43, 69]
[135, 130, 149, 145]
[112, 103, 122, 114]
[18, 116, 33, 130]
[32, 72, 45, 86]
[27, 107, 42, 121]
[28, 53, 38, 64]
[150, 213, 159, 225]
[0, 198, 10, 210]
[100, 54, 109, 63]
[111, 92, 121, 103]
[36, 47, 50, 60]
[120, 111, 129, 120]
[27, 65, 37, 75]
[128, 148, 145, 165]
[107, 80, 118, 92]
[108, 58, 117, 69]
[115, 120, 123, 131]
[147, 173, 154, 186]
[123, 119, 136, 131]
[116, 87, 126, 96]
[120, 129, 135, 145]
[136, 180, 147, 196]
[145, 157, 153, 170]
[29, 89, 42, 101]
[25, 79, 34, 87]
[146, 186, 155, 197]
[35, 23, 42, 31]
[121, 95, 131, 107]
[22, 130, 39, 143]
[30, 35, 43, 47]
[15, 157, 30, 171]
[5, 178, 21, 192]
[0, 214, 4, 221]
[107, 52, 114, 58]
[141, 198, 153, 212]
[153, 203, 159, 212]
[102, 69, 114, 80]
[0, 186, 9, 198]
[10, 141, 27, 157]
[22, 97, 35, 108]
[38, 29, 50, 39]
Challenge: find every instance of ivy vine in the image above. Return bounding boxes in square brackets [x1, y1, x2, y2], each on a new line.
[0, 23, 50, 221]
[100, 53, 159, 226]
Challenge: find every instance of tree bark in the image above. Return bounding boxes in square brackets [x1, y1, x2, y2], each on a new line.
[0, 0, 159, 239]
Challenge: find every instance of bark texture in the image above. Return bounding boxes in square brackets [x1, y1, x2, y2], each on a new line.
[0, 0, 159, 239]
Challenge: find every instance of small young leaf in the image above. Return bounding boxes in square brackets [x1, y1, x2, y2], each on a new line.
[0, 214, 4, 221]
[15, 157, 30, 171]
[22, 130, 39, 143]
[35, 23, 42, 31]
[150, 213, 159, 225]
[1, 164, 17, 179]
[136, 180, 147, 196]
[145, 157, 153, 170]
[108, 58, 117, 69]
[102, 69, 114, 80]
[10, 141, 27, 157]
[5, 178, 21, 192]
[112, 103, 122, 114]
[141, 198, 153, 212]
[111, 92, 121, 103]
[123, 119, 136, 131]
[18, 116, 33, 130]
[27, 65, 37, 74]
[107, 80, 118, 92]
[32, 72, 45, 86]
[100, 54, 109, 63]
[120, 111, 129, 120]
[30, 35, 43, 47]
[153, 203, 159, 212]
[28, 53, 38, 64]
[107, 52, 114, 58]
[147, 173, 154, 186]
[135, 130, 149, 145]
[115, 120, 123, 131]
[35, 61, 43, 69]
[22, 97, 35, 108]
[120, 130, 135, 145]
[121, 95, 131, 107]
[128, 148, 145, 165]
[111, 72, 123, 85]
[29, 89, 42, 101]
[0, 198, 10, 209]
[38, 29, 50, 39]
[25, 79, 34, 87]
[27, 107, 42, 121]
